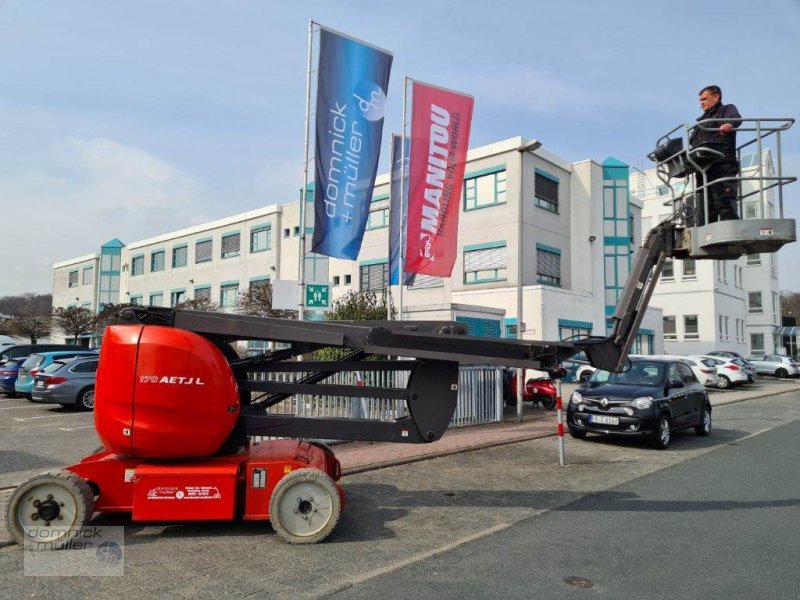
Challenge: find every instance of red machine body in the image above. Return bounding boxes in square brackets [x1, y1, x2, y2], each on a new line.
[95, 325, 240, 458]
[66, 441, 343, 523]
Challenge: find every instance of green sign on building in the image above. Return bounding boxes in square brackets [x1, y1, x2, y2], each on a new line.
[305, 283, 330, 310]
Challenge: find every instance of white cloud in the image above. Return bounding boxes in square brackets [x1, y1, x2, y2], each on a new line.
[0, 137, 202, 295]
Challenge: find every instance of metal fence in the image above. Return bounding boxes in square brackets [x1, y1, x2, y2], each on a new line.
[248, 365, 502, 439]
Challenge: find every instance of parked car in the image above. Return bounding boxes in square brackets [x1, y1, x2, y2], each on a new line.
[747, 354, 800, 378]
[0, 343, 79, 365]
[732, 357, 757, 383]
[707, 350, 745, 360]
[0, 335, 15, 350]
[0, 358, 25, 397]
[684, 356, 721, 387]
[567, 356, 711, 449]
[14, 350, 98, 399]
[502, 368, 559, 410]
[31, 356, 99, 410]
[698, 355, 750, 389]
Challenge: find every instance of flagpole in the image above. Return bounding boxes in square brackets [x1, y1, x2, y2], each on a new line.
[298, 19, 314, 322]
[398, 76, 409, 321]
[386, 134, 396, 320]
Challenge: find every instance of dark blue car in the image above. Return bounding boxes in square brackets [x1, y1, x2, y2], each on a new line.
[0, 358, 25, 397]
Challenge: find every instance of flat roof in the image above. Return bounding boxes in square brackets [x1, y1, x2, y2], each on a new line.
[53, 253, 99, 269]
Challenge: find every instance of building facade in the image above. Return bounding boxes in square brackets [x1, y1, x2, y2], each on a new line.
[51, 137, 663, 356]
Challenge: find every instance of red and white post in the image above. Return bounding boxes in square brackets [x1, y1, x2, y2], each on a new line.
[556, 379, 566, 466]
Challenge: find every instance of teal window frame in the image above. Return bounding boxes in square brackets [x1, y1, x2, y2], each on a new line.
[220, 281, 240, 307]
[249, 276, 270, 289]
[195, 238, 213, 264]
[68, 270, 79, 288]
[250, 225, 271, 253]
[194, 285, 211, 301]
[150, 250, 165, 273]
[81, 266, 93, 286]
[366, 207, 389, 230]
[130, 295, 143, 306]
[148, 291, 164, 307]
[463, 241, 508, 285]
[131, 254, 145, 276]
[172, 244, 188, 269]
[221, 231, 241, 259]
[536, 243, 561, 287]
[463, 165, 507, 211]
[170, 288, 187, 307]
[534, 168, 560, 214]
[359, 259, 389, 292]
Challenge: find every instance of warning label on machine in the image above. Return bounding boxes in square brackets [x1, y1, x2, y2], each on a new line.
[146, 486, 222, 500]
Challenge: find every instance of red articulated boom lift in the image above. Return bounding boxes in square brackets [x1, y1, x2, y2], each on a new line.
[6, 117, 796, 545]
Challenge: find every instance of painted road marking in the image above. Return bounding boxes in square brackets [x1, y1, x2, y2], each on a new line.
[0, 405, 42, 410]
[13, 413, 87, 422]
[57, 425, 95, 432]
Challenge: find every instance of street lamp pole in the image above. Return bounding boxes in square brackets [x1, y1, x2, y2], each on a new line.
[516, 139, 542, 422]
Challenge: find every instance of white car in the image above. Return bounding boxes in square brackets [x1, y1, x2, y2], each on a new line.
[685, 356, 721, 387]
[698, 355, 750, 389]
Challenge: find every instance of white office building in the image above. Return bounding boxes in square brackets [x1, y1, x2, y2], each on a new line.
[52, 136, 663, 360]
[630, 150, 782, 355]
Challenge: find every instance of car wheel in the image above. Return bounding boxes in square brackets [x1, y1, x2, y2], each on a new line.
[776, 368, 788, 378]
[578, 370, 592, 384]
[77, 388, 95, 411]
[652, 415, 671, 449]
[568, 427, 586, 439]
[716, 375, 731, 389]
[695, 404, 712, 436]
[4, 391, 18, 398]
[540, 395, 556, 410]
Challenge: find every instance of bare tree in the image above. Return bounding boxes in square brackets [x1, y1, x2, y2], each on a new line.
[0, 293, 52, 317]
[11, 315, 52, 343]
[177, 297, 219, 312]
[52, 306, 95, 344]
[780, 290, 800, 323]
[94, 303, 137, 340]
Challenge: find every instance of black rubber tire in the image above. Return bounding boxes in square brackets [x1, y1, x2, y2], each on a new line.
[540, 396, 556, 410]
[6, 471, 95, 546]
[3, 391, 19, 398]
[695, 404, 712, 436]
[716, 375, 731, 389]
[568, 427, 587, 439]
[269, 468, 341, 544]
[578, 371, 592, 384]
[652, 415, 671, 450]
[776, 368, 788, 378]
[77, 387, 95, 411]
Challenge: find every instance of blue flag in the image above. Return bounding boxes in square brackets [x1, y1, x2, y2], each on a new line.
[311, 28, 393, 259]
[388, 134, 414, 286]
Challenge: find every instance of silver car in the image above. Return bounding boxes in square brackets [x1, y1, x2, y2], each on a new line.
[747, 355, 800, 378]
[31, 357, 99, 410]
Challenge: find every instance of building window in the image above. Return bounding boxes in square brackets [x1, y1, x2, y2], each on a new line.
[535, 170, 559, 213]
[172, 245, 187, 268]
[68, 270, 79, 288]
[366, 208, 389, 230]
[82, 266, 93, 285]
[719, 315, 725, 341]
[747, 253, 761, 266]
[410, 273, 443, 289]
[332, 276, 340, 286]
[249, 277, 269, 290]
[751, 333, 765, 353]
[344, 274, 352, 285]
[131, 255, 145, 276]
[220, 283, 240, 307]
[536, 246, 560, 286]
[359, 262, 388, 292]
[221, 233, 241, 259]
[663, 316, 676, 340]
[150, 251, 165, 272]
[682, 259, 696, 279]
[195, 239, 212, 263]
[463, 168, 506, 210]
[284, 228, 291, 238]
[149, 293, 163, 307]
[662, 259, 674, 279]
[194, 286, 211, 301]
[744, 202, 758, 219]
[464, 243, 508, 284]
[684, 315, 699, 340]
[130, 295, 143, 306]
[293, 226, 300, 237]
[170, 289, 186, 307]
[250, 226, 271, 253]
[748, 291, 763, 314]
[773, 291, 779, 324]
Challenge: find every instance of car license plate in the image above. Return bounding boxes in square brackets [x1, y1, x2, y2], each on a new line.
[36, 381, 44, 388]
[589, 414, 619, 425]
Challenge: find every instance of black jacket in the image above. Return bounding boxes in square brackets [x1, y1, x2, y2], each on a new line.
[689, 102, 741, 159]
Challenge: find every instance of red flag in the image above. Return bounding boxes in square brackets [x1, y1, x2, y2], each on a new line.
[404, 81, 473, 276]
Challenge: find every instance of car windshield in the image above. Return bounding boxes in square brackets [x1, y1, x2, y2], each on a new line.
[43, 361, 68, 374]
[589, 361, 665, 386]
[699, 358, 717, 368]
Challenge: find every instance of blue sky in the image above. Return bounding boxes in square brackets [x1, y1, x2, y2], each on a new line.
[1, 0, 799, 295]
